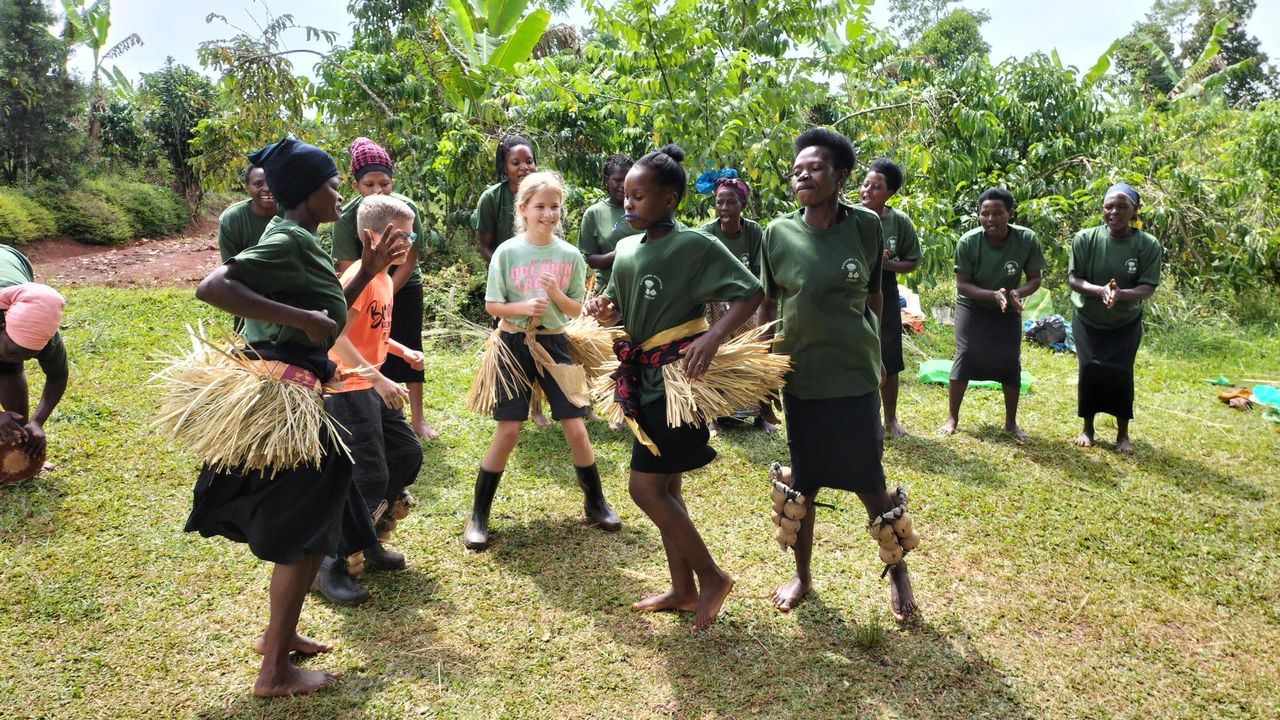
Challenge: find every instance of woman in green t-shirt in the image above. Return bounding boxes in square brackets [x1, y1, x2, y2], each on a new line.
[475, 134, 537, 264]
[579, 154, 633, 292]
[759, 128, 917, 621]
[701, 177, 777, 433]
[187, 138, 409, 698]
[584, 144, 763, 633]
[940, 187, 1045, 442]
[1067, 183, 1161, 454]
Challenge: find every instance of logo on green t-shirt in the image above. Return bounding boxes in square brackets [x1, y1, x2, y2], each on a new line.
[1125, 258, 1138, 275]
[738, 253, 750, 266]
[842, 258, 864, 282]
[1004, 260, 1020, 276]
[886, 236, 897, 254]
[641, 274, 664, 300]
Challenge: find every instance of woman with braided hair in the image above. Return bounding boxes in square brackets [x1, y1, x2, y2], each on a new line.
[585, 144, 763, 632]
[760, 128, 918, 621]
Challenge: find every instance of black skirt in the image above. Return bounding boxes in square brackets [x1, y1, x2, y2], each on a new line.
[630, 397, 717, 474]
[880, 271, 905, 376]
[951, 302, 1022, 384]
[182, 342, 377, 564]
[783, 391, 886, 496]
[383, 282, 425, 383]
[1074, 314, 1143, 420]
[183, 432, 377, 565]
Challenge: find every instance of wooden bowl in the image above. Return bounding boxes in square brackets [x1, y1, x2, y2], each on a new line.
[0, 441, 45, 486]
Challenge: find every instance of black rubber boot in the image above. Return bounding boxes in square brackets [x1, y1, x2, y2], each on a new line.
[463, 467, 502, 550]
[312, 556, 370, 606]
[363, 541, 405, 571]
[576, 463, 622, 532]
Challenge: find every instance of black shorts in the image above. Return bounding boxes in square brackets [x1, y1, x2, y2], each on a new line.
[629, 397, 717, 474]
[493, 331, 590, 422]
[783, 390, 886, 496]
[324, 388, 423, 518]
[383, 283, 425, 383]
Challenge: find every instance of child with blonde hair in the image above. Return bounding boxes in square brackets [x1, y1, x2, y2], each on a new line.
[464, 172, 621, 550]
[313, 194, 425, 605]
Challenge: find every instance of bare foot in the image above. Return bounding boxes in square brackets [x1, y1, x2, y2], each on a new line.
[531, 410, 552, 430]
[1072, 432, 1094, 448]
[412, 419, 440, 441]
[888, 562, 917, 622]
[693, 571, 735, 632]
[1115, 436, 1134, 454]
[770, 574, 811, 613]
[885, 420, 909, 439]
[632, 588, 698, 613]
[708, 420, 720, 438]
[253, 665, 338, 697]
[255, 632, 333, 656]
[1006, 424, 1029, 443]
[938, 417, 958, 435]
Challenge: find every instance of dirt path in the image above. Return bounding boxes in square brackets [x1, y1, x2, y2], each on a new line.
[24, 219, 221, 289]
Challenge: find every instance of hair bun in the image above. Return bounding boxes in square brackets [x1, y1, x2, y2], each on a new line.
[657, 144, 686, 164]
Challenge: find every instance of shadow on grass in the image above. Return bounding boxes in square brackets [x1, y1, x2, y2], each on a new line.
[488, 517, 1031, 719]
[1126, 438, 1266, 501]
[194, 569, 464, 720]
[887, 433, 1008, 489]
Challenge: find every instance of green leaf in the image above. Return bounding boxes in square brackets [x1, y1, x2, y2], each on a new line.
[484, 0, 529, 37]
[1083, 40, 1116, 88]
[445, 0, 475, 51]
[487, 9, 549, 72]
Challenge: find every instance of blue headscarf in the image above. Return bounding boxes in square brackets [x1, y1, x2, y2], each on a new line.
[248, 138, 338, 210]
[1104, 182, 1140, 206]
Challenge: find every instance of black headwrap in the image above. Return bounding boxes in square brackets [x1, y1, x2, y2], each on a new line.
[248, 138, 339, 210]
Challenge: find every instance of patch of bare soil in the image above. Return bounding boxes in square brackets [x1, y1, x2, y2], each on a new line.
[24, 218, 221, 288]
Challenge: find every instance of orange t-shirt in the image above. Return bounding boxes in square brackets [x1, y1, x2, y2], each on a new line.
[328, 261, 393, 393]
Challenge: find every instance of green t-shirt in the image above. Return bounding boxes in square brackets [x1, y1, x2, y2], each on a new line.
[0, 245, 67, 378]
[953, 224, 1047, 308]
[485, 235, 587, 331]
[217, 199, 276, 263]
[878, 206, 921, 264]
[701, 218, 763, 277]
[578, 199, 631, 289]
[476, 181, 517, 253]
[1069, 225, 1162, 329]
[604, 226, 762, 406]
[330, 191, 426, 287]
[230, 217, 348, 350]
[761, 205, 884, 400]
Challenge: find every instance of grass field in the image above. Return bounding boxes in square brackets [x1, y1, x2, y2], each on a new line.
[1, 287, 1278, 719]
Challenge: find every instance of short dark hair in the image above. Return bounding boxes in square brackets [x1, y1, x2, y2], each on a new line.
[978, 187, 1015, 212]
[633, 144, 687, 200]
[496, 134, 536, 181]
[603, 154, 634, 180]
[793, 128, 856, 172]
[869, 158, 903, 193]
[241, 164, 262, 184]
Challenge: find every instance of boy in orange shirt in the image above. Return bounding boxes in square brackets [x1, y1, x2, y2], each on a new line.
[313, 195, 425, 605]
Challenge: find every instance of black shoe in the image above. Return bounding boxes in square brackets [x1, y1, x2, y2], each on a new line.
[576, 463, 622, 532]
[312, 556, 370, 606]
[364, 542, 405, 571]
[463, 467, 502, 550]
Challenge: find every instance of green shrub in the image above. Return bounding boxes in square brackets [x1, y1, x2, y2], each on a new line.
[40, 189, 137, 245]
[0, 189, 58, 243]
[85, 178, 188, 237]
[422, 260, 488, 328]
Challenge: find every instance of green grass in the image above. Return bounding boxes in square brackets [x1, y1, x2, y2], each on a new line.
[2, 287, 1279, 719]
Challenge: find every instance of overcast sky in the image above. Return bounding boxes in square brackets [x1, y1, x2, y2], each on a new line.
[69, 0, 1279, 85]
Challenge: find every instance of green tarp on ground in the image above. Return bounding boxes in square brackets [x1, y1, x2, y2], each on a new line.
[917, 359, 1033, 395]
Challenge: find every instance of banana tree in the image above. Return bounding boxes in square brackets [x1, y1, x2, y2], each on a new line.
[60, 0, 142, 149]
[438, 0, 550, 112]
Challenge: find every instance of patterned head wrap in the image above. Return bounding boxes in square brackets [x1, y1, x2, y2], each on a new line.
[349, 137, 394, 181]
